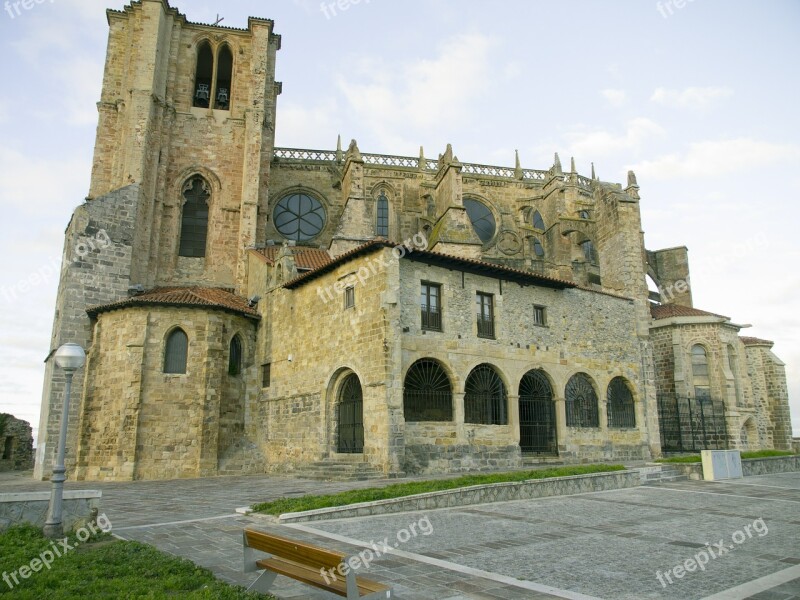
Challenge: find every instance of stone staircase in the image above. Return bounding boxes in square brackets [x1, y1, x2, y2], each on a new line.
[637, 464, 688, 485]
[294, 458, 385, 482]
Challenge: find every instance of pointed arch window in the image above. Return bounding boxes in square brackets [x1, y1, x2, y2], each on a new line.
[193, 41, 213, 108]
[464, 198, 496, 244]
[214, 45, 233, 110]
[376, 192, 389, 237]
[532, 210, 545, 231]
[179, 177, 210, 257]
[164, 328, 188, 374]
[228, 335, 242, 376]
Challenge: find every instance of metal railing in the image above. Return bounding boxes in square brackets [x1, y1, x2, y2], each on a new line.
[477, 317, 495, 339]
[403, 390, 453, 422]
[657, 395, 728, 453]
[421, 306, 442, 331]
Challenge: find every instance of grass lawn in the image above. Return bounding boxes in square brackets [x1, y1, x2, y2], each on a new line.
[0, 524, 272, 599]
[656, 449, 796, 464]
[253, 463, 626, 516]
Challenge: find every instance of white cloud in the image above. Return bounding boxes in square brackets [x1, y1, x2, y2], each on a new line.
[630, 138, 800, 180]
[650, 86, 733, 109]
[337, 33, 494, 146]
[601, 89, 627, 108]
[564, 117, 666, 160]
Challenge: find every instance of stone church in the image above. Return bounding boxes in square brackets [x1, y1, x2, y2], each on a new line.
[34, 0, 793, 481]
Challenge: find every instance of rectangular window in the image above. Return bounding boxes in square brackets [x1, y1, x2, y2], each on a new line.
[261, 363, 271, 388]
[533, 305, 547, 326]
[476, 292, 495, 339]
[421, 282, 442, 331]
[344, 286, 355, 309]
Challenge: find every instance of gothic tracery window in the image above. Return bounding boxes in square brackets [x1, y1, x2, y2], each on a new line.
[179, 177, 210, 258]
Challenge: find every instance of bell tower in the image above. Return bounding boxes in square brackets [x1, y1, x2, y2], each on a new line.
[35, 0, 281, 479]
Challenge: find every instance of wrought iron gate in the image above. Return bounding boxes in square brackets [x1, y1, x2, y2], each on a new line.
[657, 395, 727, 453]
[337, 374, 364, 453]
[519, 370, 557, 455]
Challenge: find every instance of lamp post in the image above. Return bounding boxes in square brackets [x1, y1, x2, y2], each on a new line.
[43, 343, 86, 538]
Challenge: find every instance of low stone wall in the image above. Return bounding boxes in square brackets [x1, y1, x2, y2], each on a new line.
[670, 455, 799, 480]
[0, 491, 101, 532]
[278, 469, 637, 523]
[742, 455, 800, 476]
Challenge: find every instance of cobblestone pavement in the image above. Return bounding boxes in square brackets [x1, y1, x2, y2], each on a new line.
[3, 470, 800, 599]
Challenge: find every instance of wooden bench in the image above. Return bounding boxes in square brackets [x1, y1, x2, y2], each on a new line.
[243, 528, 392, 599]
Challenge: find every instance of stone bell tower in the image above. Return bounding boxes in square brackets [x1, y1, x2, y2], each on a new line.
[35, 0, 281, 478]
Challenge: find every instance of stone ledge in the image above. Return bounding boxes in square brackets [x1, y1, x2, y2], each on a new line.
[277, 470, 638, 523]
[669, 455, 799, 480]
[0, 490, 102, 532]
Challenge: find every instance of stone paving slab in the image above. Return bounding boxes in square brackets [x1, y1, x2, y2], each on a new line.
[4, 469, 800, 599]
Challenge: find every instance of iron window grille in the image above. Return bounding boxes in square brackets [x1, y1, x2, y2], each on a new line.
[421, 282, 442, 331]
[565, 373, 599, 427]
[403, 359, 453, 421]
[464, 364, 507, 425]
[476, 292, 495, 339]
[337, 374, 364, 453]
[519, 370, 557, 454]
[607, 377, 636, 428]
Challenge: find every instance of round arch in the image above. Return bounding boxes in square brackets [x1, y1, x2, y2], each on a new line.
[403, 358, 454, 422]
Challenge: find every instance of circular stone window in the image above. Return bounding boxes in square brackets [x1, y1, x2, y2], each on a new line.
[273, 193, 326, 241]
[463, 198, 496, 244]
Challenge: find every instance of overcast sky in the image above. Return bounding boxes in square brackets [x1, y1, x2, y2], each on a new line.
[0, 0, 798, 443]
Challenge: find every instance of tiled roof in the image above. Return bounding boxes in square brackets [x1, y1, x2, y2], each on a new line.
[650, 303, 729, 320]
[282, 239, 577, 291]
[87, 287, 260, 319]
[740, 336, 774, 347]
[255, 246, 332, 271]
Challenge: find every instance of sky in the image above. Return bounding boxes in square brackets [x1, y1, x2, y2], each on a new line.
[0, 0, 798, 443]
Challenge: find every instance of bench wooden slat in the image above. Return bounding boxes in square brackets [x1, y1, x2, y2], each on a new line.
[245, 529, 345, 571]
[256, 557, 391, 597]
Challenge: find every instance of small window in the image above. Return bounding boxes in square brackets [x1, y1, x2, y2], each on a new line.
[532, 238, 545, 258]
[421, 282, 442, 331]
[533, 305, 546, 326]
[228, 335, 242, 376]
[579, 210, 590, 220]
[376, 192, 389, 237]
[532, 210, 545, 231]
[344, 286, 355, 309]
[164, 328, 188, 374]
[580, 240, 598, 265]
[692, 344, 710, 400]
[261, 363, 271, 388]
[476, 292, 495, 339]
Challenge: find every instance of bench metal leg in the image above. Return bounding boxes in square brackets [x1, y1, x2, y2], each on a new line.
[247, 569, 278, 593]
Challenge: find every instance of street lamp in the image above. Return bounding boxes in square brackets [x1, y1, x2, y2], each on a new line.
[43, 343, 86, 538]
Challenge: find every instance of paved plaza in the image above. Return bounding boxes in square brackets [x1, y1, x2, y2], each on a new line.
[2, 470, 800, 599]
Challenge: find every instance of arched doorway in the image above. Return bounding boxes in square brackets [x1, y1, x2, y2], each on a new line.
[519, 370, 557, 455]
[337, 373, 364, 453]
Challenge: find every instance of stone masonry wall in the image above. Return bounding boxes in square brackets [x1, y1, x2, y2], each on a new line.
[35, 185, 139, 480]
[0, 415, 34, 472]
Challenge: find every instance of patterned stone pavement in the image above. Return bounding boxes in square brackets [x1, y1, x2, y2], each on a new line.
[3, 470, 800, 599]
